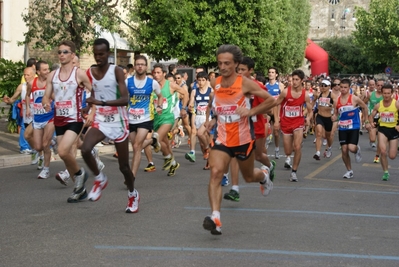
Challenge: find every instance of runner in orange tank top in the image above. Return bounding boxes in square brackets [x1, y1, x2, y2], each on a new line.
[202, 45, 276, 235]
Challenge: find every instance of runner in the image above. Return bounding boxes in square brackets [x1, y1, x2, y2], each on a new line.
[368, 84, 399, 181]
[202, 45, 275, 235]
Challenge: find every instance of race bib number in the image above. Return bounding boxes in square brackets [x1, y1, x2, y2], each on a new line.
[196, 105, 207, 115]
[154, 98, 168, 109]
[33, 103, 46, 115]
[55, 100, 73, 117]
[380, 112, 395, 123]
[318, 97, 331, 107]
[128, 108, 145, 120]
[338, 119, 353, 129]
[284, 106, 301, 118]
[215, 105, 240, 123]
[97, 106, 120, 123]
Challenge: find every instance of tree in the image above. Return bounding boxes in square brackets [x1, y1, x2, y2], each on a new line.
[352, 0, 399, 72]
[21, 0, 127, 53]
[321, 36, 385, 75]
[128, 0, 311, 74]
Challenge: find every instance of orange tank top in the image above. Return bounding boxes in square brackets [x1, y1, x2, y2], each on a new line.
[213, 75, 253, 147]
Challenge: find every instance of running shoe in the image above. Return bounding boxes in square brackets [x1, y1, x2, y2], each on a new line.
[309, 129, 314, 135]
[20, 149, 32, 155]
[373, 156, 380, 163]
[221, 174, 229, 186]
[203, 160, 210, 170]
[185, 152, 196, 162]
[167, 132, 173, 140]
[55, 170, 70, 186]
[303, 132, 307, 138]
[324, 148, 332, 158]
[382, 172, 390, 181]
[260, 165, 273, 196]
[144, 163, 156, 172]
[37, 169, 50, 179]
[31, 151, 39, 165]
[275, 149, 280, 159]
[126, 190, 140, 213]
[290, 172, 298, 182]
[37, 156, 44, 170]
[203, 148, 210, 160]
[355, 145, 362, 163]
[270, 160, 276, 181]
[313, 152, 321, 161]
[162, 157, 173, 170]
[167, 162, 180, 176]
[343, 170, 354, 179]
[284, 157, 292, 169]
[323, 139, 327, 146]
[370, 142, 376, 148]
[178, 125, 185, 137]
[223, 189, 240, 202]
[67, 168, 88, 203]
[203, 216, 222, 235]
[88, 174, 108, 202]
[152, 132, 161, 153]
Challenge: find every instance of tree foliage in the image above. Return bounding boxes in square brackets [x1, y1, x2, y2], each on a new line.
[321, 36, 385, 75]
[22, 0, 127, 53]
[352, 0, 399, 71]
[128, 0, 311, 74]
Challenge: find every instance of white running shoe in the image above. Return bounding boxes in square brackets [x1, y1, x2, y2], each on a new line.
[343, 170, 354, 179]
[370, 142, 376, 148]
[37, 156, 44, 170]
[152, 132, 161, 153]
[323, 139, 327, 146]
[324, 148, 332, 158]
[275, 149, 280, 159]
[31, 151, 39, 165]
[88, 174, 108, 202]
[55, 170, 70, 186]
[260, 165, 273, 196]
[38, 169, 50, 179]
[284, 157, 292, 169]
[355, 145, 362, 163]
[290, 172, 298, 182]
[126, 189, 140, 213]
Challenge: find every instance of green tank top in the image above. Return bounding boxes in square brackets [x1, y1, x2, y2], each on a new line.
[154, 80, 174, 115]
[369, 91, 383, 117]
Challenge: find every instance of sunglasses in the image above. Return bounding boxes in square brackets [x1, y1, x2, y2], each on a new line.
[321, 84, 329, 87]
[58, 50, 72, 55]
[332, 83, 340, 86]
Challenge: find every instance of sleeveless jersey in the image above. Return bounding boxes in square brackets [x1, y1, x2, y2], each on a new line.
[378, 99, 398, 128]
[126, 76, 156, 123]
[31, 77, 54, 123]
[213, 75, 253, 147]
[52, 67, 84, 126]
[195, 87, 212, 116]
[317, 91, 334, 108]
[21, 83, 33, 124]
[336, 94, 361, 131]
[154, 80, 174, 117]
[265, 81, 280, 99]
[89, 65, 128, 128]
[280, 87, 306, 126]
[251, 80, 266, 128]
[369, 91, 383, 118]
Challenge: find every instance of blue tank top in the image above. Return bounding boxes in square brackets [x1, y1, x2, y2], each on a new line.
[266, 82, 280, 97]
[127, 76, 156, 123]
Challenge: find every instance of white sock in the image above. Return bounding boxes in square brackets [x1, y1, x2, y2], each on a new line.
[212, 210, 220, 219]
[232, 185, 239, 192]
[165, 154, 172, 159]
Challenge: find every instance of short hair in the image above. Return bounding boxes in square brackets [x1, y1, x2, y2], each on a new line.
[165, 73, 175, 80]
[341, 78, 351, 86]
[216, 44, 243, 63]
[240, 56, 255, 70]
[134, 55, 148, 66]
[93, 38, 110, 51]
[269, 67, 279, 77]
[168, 64, 176, 73]
[127, 63, 133, 69]
[35, 60, 48, 71]
[26, 58, 36, 67]
[59, 40, 76, 53]
[291, 69, 305, 80]
[153, 63, 167, 73]
[382, 84, 393, 92]
[196, 71, 208, 80]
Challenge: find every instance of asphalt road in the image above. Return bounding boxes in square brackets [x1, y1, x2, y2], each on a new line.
[0, 133, 398, 267]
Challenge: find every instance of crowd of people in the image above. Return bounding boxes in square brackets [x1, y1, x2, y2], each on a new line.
[3, 40, 399, 236]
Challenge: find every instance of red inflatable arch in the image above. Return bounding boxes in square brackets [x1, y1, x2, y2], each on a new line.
[305, 38, 329, 76]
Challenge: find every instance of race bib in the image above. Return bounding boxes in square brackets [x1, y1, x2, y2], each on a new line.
[55, 100, 74, 117]
[380, 112, 395, 123]
[318, 97, 331, 107]
[196, 105, 207, 115]
[215, 105, 240, 123]
[154, 98, 168, 109]
[33, 103, 46, 115]
[338, 119, 353, 129]
[97, 106, 120, 123]
[128, 108, 145, 120]
[284, 106, 301, 117]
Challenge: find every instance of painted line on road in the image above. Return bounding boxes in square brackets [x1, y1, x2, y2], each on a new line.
[185, 207, 399, 219]
[304, 154, 342, 179]
[94, 245, 399, 261]
[306, 177, 399, 189]
[362, 163, 399, 169]
[239, 185, 399, 194]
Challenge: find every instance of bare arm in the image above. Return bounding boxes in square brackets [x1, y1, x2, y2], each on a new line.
[43, 71, 55, 112]
[369, 103, 379, 128]
[25, 81, 33, 117]
[3, 84, 22, 104]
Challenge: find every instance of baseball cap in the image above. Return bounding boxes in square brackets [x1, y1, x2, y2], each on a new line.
[321, 80, 331, 86]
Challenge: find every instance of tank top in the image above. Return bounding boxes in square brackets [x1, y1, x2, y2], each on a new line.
[213, 75, 253, 147]
[195, 87, 212, 116]
[265, 81, 280, 98]
[21, 83, 33, 124]
[336, 94, 361, 131]
[317, 91, 334, 108]
[31, 77, 54, 123]
[369, 91, 383, 118]
[89, 65, 128, 128]
[280, 87, 306, 125]
[251, 80, 266, 126]
[52, 66, 84, 126]
[378, 99, 398, 128]
[127, 76, 156, 123]
[154, 80, 174, 117]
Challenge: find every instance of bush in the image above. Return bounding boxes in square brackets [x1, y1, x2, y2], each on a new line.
[0, 58, 25, 133]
